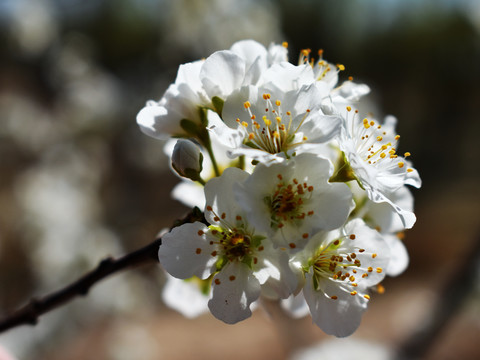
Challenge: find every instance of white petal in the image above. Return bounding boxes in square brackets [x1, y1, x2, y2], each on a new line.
[304, 273, 367, 337]
[171, 181, 205, 208]
[281, 292, 310, 319]
[159, 222, 216, 280]
[262, 62, 314, 92]
[384, 234, 409, 277]
[230, 40, 267, 72]
[175, 60, 204, 90]
[136, 104, 176, 139]
[162, 274, 209, 318]
[267, 43, 288, 65]
[204, 167, 249, 224]
[208, 262, 261, 324]
[256, 247, 299, 299]
[200, 50, 245, 100]
[207, 110, 245, 149]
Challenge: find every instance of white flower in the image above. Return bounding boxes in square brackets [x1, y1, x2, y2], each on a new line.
[235, 153, 353, 249]
[291, 219, 389, 337]
[136, 60, 209, 139]
[217, 83, 341, 161]
[336, 112, 421, 228]
[159, 168, 297, 324]
[200, 40, 288, 101]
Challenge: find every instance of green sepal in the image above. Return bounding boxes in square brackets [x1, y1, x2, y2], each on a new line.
[180, 118, 199, 136]
[212, 96, 224, 116]
[329, 151, 358, 184]
[198, 107, 209, 127]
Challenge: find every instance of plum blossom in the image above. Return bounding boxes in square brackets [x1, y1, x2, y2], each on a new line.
[137, 60, 209, 139]
[334, 111, 421, 228]
[135, 39, 422, 337]
[235, 153, 353, 249]
[217, 83, 341, 161]
[159, 168, 297, 324]
[291, 219, 389, 337]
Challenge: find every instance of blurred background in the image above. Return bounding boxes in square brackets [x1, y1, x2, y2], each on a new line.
[0, 0, 479, 359]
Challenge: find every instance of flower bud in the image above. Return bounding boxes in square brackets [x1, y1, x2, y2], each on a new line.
[171, 139, 203, 181]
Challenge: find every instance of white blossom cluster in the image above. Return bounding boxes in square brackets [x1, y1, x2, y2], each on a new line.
[137, 40, 421, 337]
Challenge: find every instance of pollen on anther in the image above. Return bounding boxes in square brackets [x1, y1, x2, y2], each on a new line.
[302, 233, 309, 239]
[337, 64, 345, 71]
[398, 162, 405, 168]
[275, 100, 281, 106]
[333, 240, 340, 246]
[195, 248, 202, 254]
[282, 42, 288, 48]
[346, 106, 352, 112]
[348, 76, 354, 81]
[206, 205, 213, 211]
[349, 234, 356, 240]
[229, 275, 236, 281]
[289, 243, 296, 249]
[367, 267, 373, 272]
[372, 253, 377, 258]
[214, 279, 221, 285]
[376, 267, 383, 273]
[331, 295, 338, 300]
[350, 291, 357, 296]
[211, 251, 217, 257]
[244, 101, 251, 109]
[198, 230, 204, 236]
[364, 295, 371, 300]
[286, 111, 291, 116]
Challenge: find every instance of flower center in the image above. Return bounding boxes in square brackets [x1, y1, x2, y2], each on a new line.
[205, 205, 262, 267]
[236, 94, 309, 155]
[267, 174, 314, 229]
[309, 234, 382, 300]
[345, 106, 415, 174]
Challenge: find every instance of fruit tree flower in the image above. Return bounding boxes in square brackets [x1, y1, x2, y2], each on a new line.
[291, 219, 389, 337]
[137, 60, 209, 139]
[235, 153, 353, 249]
[159, 168, 297, 324]
[133, 39, 422, 337]
[333, 111, 421, 228]
[217, 83, 341, 161]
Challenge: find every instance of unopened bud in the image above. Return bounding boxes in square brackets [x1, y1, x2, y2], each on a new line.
[171, 139, 203, 181]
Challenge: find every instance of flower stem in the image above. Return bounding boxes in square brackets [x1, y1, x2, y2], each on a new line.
[202, 133, 221, 177]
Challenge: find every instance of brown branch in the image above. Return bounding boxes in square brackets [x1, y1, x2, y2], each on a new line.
[0, 238, 161, 333]
[0, 207, 206, 334]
